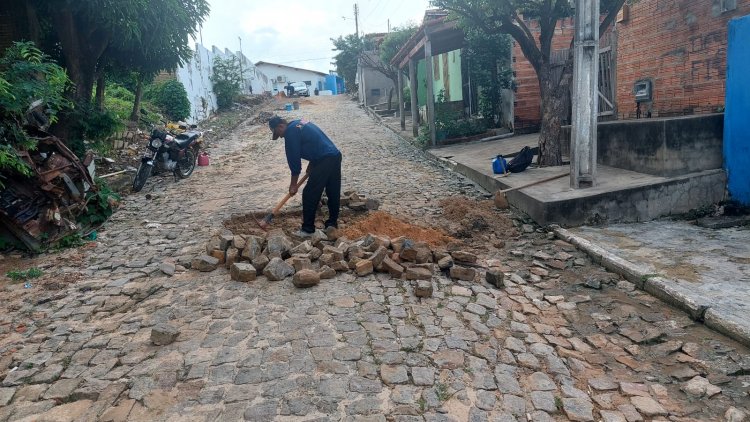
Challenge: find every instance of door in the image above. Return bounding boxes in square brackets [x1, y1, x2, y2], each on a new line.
[725, 15, 750, 205]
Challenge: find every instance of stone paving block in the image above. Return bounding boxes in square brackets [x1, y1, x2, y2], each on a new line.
[380, 365, 408, 385]
[0, 387, 15, 406]
[230, 262, 257, 282]
[151, 323, 179, 345]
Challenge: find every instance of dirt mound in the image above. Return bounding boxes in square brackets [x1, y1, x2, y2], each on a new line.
[343, 211, 454, 247]
[440, 196, 518, 238]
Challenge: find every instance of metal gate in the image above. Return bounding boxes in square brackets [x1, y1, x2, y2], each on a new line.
[550, 30, 617, 120]
[597, 31, 617, 117]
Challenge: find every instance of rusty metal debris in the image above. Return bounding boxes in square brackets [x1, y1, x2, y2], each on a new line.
[1, 129, 98, 251]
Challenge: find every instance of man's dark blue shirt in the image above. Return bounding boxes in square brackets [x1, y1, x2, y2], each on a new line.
[284, 119, 340, 176]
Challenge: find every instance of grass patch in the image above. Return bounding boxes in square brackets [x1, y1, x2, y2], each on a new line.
[6, 267, 43, 282]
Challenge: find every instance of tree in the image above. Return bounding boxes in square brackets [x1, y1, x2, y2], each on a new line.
[358, 25, 418, 110]
[464, 30, 513, 128]
[27, 0, 209, 131]
[211, 56, 243, 110]
[331, 34, 370, 93]
[431, 0, 626, 166]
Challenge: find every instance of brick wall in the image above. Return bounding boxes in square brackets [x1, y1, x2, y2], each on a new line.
[511, 0, 749, 127]
[616, 0, 749, 118]
[512, 18, 575, 129]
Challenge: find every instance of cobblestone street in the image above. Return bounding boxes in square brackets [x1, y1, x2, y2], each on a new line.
[1, 96, 748, 421]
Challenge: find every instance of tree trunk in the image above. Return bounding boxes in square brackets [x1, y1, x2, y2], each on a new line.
[537, 65, 565, 166]
[130, 74, 144, 122]
[95, 74, 105, 111]
[387, 87, 394, 111]
[53, 7, 110, 105]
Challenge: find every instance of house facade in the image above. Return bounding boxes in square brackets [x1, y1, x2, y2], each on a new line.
[254, 62, 328, 95]
[357, 51, 397, 107]
[512, 0, 750, 128]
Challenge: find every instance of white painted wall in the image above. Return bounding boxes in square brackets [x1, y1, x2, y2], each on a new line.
[176, 43, 218, 124]
[255, 63, 327, 95]
[175, 43, 271, 123]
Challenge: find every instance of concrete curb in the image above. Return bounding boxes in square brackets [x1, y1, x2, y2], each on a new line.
[554, 226, 750, 347]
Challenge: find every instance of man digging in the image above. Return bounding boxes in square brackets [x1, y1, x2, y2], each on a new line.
[269, 116, 342, 237]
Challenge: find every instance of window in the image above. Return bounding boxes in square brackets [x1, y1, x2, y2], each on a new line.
[303, 80, 312, 85]
[370, 88, 381, 96]
[722, 0, 737, 12]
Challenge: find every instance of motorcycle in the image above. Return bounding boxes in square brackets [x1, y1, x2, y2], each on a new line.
[132, 125, 202, 192]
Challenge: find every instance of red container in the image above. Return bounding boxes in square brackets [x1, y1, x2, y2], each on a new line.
[197, 152, 210, 166]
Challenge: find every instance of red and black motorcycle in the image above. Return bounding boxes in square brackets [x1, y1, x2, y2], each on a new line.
[132, 126, 202, 192]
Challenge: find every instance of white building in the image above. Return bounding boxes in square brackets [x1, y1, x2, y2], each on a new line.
[254, 62, 328, 95]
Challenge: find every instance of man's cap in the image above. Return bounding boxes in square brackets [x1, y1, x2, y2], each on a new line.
[269, 116, 283, 140]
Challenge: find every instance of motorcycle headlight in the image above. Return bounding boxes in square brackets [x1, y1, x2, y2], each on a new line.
[150, 138, 163, 149]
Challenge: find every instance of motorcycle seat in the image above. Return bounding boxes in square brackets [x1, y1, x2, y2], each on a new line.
[175, 131, 200, 148]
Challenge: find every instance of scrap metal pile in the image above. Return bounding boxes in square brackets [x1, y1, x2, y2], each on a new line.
[0, 129, 98, 251]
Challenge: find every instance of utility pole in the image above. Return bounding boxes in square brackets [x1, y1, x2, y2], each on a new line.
[570, 0, 599, 188]
[355, 4, 360, 37]
[388, 19, 390, 33]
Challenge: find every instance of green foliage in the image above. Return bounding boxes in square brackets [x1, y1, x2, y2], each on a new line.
[464, 29, 513, 128]
[144, 79, 190, 121]
[379, 25, 418, 64]
[6, 267, 43, 281]
[331, 34, 372, 93]
[55, 234, 85, 250]
[435, 90, 487, 139]
[78, 180, 120, 226]
[211, 57, 243, 110]
[0, 42, 73, 186]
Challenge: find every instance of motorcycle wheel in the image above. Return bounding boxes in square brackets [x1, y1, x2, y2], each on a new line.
[132, 162, 153, 192]
[176, 149, 197, 179]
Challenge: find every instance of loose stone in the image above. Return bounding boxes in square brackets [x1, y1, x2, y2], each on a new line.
[293, 269, 321, 288]
[230, 263, 257, 282]
[192, 255, 219, 272]
[151, 323, 179, 345]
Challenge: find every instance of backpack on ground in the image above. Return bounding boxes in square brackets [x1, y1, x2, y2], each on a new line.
[506, 146, 534, 173]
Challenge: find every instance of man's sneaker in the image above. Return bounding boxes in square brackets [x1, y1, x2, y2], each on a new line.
[293, 229, 314, 238]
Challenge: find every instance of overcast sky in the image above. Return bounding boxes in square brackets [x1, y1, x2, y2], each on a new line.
[197, 0, 432, 73]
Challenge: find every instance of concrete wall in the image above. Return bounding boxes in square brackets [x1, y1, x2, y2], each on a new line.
[358, 52, 396, 106]
[561, 114, 724, 177]
[176, 44, 218, 123]
[724, 15, 750, 205]
[255, 63, 327, 95]
[176, 44, 271, 123]
[416, 49, 464, 105]
[616, 0, 750, 119]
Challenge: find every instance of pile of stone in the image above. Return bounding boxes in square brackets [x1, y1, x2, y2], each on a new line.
[339, 190, 380, 211]
[192, 227, 504, 294]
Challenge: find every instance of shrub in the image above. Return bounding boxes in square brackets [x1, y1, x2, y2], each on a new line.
[145, 79, 190, 121]
[0, 42, 72, 187]
[211, 56, 243, 110]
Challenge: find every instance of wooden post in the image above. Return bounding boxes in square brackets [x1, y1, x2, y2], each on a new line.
[425, 36, 437, 147]
[570, 0, 599, 188]
[398, 70, 405, 130]
[409, 58, 419, 137]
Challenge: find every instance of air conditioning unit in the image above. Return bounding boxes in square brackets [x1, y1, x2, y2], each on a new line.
[276, 75, 286, 83]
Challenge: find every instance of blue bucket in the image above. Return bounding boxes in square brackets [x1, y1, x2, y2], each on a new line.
[285, 103, 293, 111]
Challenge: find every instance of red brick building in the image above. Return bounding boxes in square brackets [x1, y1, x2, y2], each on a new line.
[512, 0, 749, 128]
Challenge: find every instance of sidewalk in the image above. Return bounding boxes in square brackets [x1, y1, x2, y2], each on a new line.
[375, 113, 749, 346]
[557, 221, 750, 346]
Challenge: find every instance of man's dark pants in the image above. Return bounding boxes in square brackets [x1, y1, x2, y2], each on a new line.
[301, 153, 342, 233]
